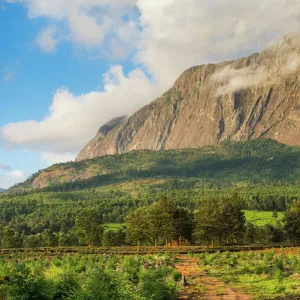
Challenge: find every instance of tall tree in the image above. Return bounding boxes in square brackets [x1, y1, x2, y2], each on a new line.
[284, 200, 300, 243]
[149, 197, 176, 246]
[194, 198, 220, 247]
[219, 196, 246, 244]
[125, 207, 151, 251]
[173, 207, 194, 245]
[75, 209, 103, 246]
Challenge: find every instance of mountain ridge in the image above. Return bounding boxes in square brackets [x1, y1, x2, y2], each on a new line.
[76, 36, 300, 161]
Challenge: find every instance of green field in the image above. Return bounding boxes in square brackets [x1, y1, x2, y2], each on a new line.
[244, 210, 284, 226]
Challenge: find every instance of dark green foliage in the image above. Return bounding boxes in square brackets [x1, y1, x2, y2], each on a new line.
[7, 264, 49, 300]
[102, 228, 126, 246]
[1, 140, 300, 248]
[125, 207, 152, 247]
[284, 201, 300, 243]
[194, 195, 246, 246]
[9, 139, 300, 194]
[148, 198, 176, 246]
[80, 268, 131, 300]
[75, 209, 103, 246]
[137, 267, 176, 300]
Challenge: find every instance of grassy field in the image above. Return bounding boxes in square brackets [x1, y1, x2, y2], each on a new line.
[244, 210, 284, 226]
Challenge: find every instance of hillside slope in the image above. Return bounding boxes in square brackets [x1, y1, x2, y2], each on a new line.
[10, 139, 300, 191]
[77, 36, 300, 161]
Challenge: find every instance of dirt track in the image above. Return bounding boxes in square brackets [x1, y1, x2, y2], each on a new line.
[175, 256, 252, 300]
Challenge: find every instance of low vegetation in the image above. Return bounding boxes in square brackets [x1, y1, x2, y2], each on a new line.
[0, 253, 178, 300]
[196, 249, 300, 299]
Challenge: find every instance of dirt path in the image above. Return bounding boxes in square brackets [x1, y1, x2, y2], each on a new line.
[175, 256, 252, 300]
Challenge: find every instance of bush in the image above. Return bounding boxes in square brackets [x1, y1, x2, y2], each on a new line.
[173, 271, 182, 282]
[137, 267, 176, 300]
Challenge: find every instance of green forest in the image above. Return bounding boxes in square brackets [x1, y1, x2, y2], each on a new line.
[1, 139, 300, 249]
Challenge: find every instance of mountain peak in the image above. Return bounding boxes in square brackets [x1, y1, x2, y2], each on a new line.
[76, 37, 300, 162]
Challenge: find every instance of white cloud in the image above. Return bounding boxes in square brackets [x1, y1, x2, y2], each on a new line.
[212, 65, 269, 95]
[35, 26, 59, 53]
[0, 66, 159, 159]
[135, 0, 300, 87]
[7, 0, 139, 58]
[8, 170, 25, 178]
[41, 152, 76, 164]
[212, 37, 300, 95]
[0, 169, 27, 189]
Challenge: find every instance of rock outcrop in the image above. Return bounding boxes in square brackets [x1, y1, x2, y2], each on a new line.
[76, 36, 300, 161]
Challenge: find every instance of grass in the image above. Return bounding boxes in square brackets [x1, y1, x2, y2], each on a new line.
[244, 210, 284, 226]
[104, 223, 124, 231]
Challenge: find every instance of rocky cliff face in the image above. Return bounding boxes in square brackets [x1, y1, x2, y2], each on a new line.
[76, 36, 300, 161]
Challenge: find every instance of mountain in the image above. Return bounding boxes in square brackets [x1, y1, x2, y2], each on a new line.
[0, 188, 5, 193]
[9, 139, 300, 192]
[77, 36, 300, 161]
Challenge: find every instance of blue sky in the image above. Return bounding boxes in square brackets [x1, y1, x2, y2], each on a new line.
[1, 0, 300, 188]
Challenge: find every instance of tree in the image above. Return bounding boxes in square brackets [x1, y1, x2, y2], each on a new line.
[194, 195, 245, 246]
[75, 209, 103, 246]
[194, 199, 220, 247]
[244, 222, 256, 244]
[284, 200, 300, 243]
[219, 196, 246, 244]
[103, 228, 126, 246]
[149, 198, 176, 247]
[173, 207, 194, 245]
[1, 228, 23, 248]
[42, 229, 58, 247]
[125, 207, 151, 251]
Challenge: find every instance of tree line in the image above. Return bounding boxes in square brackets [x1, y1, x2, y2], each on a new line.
[1, 193, 300, 249]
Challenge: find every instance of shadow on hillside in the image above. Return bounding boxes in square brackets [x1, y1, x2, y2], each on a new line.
[37, 151, 300, 193]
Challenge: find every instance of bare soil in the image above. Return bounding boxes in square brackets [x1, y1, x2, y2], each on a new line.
[175, 256, 252, 300]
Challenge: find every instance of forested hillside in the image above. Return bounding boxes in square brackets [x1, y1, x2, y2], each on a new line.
[1, 139, 300, 248]
[9, 139, 300, 192]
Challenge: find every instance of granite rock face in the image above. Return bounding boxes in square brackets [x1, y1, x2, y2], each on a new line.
[76, 37, 300, 161]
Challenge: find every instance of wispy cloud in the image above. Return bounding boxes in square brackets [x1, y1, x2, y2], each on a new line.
[1, 58, 20, 84]
[0, 163, 11, 171]
[212, 36, 300, 95]
[0, 169, 27, 189]
[35, 25, 59, 53]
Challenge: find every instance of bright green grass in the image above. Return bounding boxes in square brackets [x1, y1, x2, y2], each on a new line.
[104, 223, 124, 231]
[244, 210, 284, 226]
